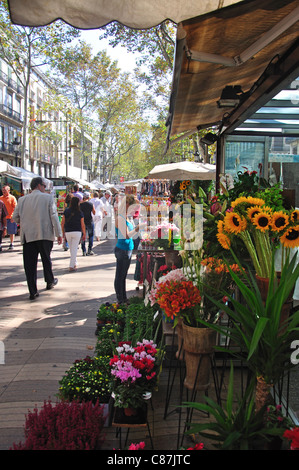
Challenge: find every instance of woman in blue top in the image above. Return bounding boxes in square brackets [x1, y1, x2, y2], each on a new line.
[114, 194, 141, 304]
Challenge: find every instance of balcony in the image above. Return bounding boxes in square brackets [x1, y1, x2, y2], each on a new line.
[0, 69, 8, 85]
[31, 150, 57, 164]
[0, 140, 15, 155]
[0, 104, 23, 123]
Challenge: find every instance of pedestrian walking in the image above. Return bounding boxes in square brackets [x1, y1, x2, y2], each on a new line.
[80, 192, 95, 255]
[0, 185, 17, 250]
[61, 196, 86, 271]
[0, 199, 8, 252]
[12, 177, 62, 300]
[101, 190, 113, 239]
[62, 192, 73, 251]
[72, 184, 83, 201]
[90, 191, 104, 241]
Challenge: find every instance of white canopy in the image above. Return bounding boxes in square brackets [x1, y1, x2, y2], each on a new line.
[0, 162, 53, 190]
[8, 0, 243, 29]
[89, 179, 107, 190]
[0, 160, 21, 177]
[148, 161, 216, 180]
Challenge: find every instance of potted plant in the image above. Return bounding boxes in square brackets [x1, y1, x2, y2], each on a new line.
[109, 340, 161, 424]
[184, 363, 279, 450]
[198, 251, 299, 412]
[96, 302, 125, 329]
[283, 426, 299, 450]
[11, 399, 106, 450]
[95, 322, 123, 357]
[148, 261, 219, 391]
[264, 404, 292, 449]
[58, 355, 111, 405]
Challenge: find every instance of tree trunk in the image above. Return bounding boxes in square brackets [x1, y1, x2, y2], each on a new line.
[255, 375, 273, 413]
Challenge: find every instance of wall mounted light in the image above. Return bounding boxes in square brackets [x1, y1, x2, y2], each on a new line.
[217, 85, 245, 108]
[201, 132, 218, 145]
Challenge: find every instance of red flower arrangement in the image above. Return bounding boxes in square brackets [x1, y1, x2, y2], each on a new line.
[283, 427, 299, 450]
[154, 279, 201, 322]
[109, 340, 160, 409]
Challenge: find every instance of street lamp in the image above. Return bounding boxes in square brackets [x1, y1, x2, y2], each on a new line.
[12, 138, 21, 166]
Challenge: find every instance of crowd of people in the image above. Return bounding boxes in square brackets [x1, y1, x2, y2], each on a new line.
[0, 179, 141, 304]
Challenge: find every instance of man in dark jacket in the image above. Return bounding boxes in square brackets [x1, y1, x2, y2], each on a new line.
[80, 192, 95, 255]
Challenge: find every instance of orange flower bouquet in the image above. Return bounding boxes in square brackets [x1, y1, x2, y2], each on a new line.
[216, 196, 299, 278]
[152, 279, 202, 326]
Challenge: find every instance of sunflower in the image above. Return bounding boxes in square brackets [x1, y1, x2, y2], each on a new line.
[247, 206, 263, 222]
[290, 209, 299, 223]
[217, 231, 231, 250]
[280, 226, 299, 248]
[246, 196, 265, 206]
[231, 196, 249, 208]
[252, 211, 271, 232]
[270, 211, 289, 232]
[224, 212, 247, 234]
[217, 220, 225, 233]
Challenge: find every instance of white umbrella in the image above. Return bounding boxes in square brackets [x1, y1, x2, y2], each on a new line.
[148, 161, 216, 180]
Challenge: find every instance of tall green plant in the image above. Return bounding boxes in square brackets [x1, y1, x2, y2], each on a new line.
[198, 252, 299, 409]
[184, 364, 279, 450]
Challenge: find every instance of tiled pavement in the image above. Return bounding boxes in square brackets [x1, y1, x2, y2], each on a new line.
[0, 235, 298, 451]
[0, 235, 131, 449]
[0, 235, 210, 450]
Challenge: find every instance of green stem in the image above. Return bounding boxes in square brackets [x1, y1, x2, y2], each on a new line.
[239, 231, 261, 276]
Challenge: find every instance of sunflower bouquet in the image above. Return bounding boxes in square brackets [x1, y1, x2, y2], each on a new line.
[216, 195, 299, 278]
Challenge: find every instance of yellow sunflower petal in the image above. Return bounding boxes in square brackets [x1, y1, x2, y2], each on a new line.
[246, 197, 265, 206]
[247, 206, 262, 222]
[224, 212, 247, 234]
[252, 212, 271, 232]
[217, 232, 231, 249]
[231, 197, 249, 208]
[280, 226, 299, 248]
[270, 211, 289, 232]
[290, 209, 299, 223]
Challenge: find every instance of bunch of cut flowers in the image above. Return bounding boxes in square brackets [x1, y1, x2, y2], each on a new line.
[216, 195, 299, 278]
[147, 265, 202, 326]
[110, 340, 159, 409]
[146, 268, 187, 308]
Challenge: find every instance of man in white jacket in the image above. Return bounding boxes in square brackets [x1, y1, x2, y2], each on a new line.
[12, 177, 62, 300]
[101, 190, 113, 239]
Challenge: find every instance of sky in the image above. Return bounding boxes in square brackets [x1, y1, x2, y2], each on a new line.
[79, 29, 137, 72]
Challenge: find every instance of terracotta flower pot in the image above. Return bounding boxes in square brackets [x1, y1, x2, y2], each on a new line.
[182, 323, 216, 391]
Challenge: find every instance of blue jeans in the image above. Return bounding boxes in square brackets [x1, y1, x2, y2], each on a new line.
[114, 246, 132, 303]
[81, 223, 94, 253]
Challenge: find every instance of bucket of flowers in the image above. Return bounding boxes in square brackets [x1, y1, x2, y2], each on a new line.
[216, 196, 299, 278]
[110, 340, 160, 424]
[150, 221, 180, 251]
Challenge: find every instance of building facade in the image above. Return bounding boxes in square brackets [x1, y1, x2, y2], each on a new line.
[0, 58, 95, 184]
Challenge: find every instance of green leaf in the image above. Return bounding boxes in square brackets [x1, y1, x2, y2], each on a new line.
[247, 317, 269, 360]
